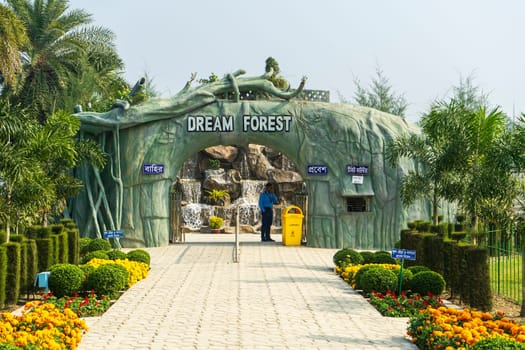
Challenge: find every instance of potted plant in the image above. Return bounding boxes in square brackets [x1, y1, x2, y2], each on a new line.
[209, 216, 224, 233]
[205, 189, 230, 206]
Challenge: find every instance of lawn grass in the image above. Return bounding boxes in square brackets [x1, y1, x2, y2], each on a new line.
[489, 253, 523, 304]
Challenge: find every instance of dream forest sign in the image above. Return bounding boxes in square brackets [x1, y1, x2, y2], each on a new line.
[187, 115, 292, 133]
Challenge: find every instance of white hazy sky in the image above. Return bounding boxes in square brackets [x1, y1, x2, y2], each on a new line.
[68, 0, 524, 123]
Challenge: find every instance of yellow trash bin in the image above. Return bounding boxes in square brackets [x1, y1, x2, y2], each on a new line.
[281, 206, 304, 246]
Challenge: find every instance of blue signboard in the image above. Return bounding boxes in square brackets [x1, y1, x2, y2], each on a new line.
[346, 165, 369, 175]
[103, 230, 124, 239]
[143, 163, 164, 175]
[391, 249, 416, 260]
[307, 165, 328, 175]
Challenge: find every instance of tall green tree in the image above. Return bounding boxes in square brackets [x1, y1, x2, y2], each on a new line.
[350, 67, 408, 117]
[0, 4, 28, 87]
[5, 0, 121, 122]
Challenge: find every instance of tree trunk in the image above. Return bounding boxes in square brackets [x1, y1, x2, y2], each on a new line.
[432, 188, 439, 225]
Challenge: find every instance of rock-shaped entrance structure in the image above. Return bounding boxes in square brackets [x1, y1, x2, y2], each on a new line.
[72, 69, 428, 249]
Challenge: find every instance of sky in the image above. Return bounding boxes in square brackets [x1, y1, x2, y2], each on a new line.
[68, 0, 525, 123]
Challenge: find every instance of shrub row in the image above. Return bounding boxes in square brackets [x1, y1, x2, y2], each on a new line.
[401, 230, 492, 310]
[334, 249, 446, 296]
[0, 221, 82, 307]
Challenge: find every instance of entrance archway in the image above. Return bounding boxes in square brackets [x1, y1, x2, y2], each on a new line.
[71, 70, 429, 249]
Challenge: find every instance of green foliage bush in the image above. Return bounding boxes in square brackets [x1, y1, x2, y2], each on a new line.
[393, 268, 413, 292]
[0, 231, 5, 245]
[332, 248, 363, 268]
[49, 264, 84, 298]
[416, 221, 431, 232]
[79, 265, 96, 291]
[9, 234, 25, 243]
[36, 238, 53, 272]
[4, 242, 21, 305]
[50, 234, 59, 266]
[359, 251, 375, 264]
[38, 226, 52, 239]
[25, 239, 38, 293]
[67, 229, 80, 265]
[17, 239, 28, 292]
[88, 238, 111, 253]
[371, 251, 396, 264]
[407, 265, 431, 275]
[470, 336, 525, 349]
[0, 245, 7, 308]
[360, 267, 398, 294]
[57, 232, 68, 264]
[81, 250, 109, 264]
[50, 224, 64, 235]
[107, 250, 127, 260]
[79, 237, 91, 256]
[59, 218, 77, 230]
[127, 249, 151, 266]
[87, 263, 129, 297]
[411, 271, 446, 296]
[354, 265, 384, 290]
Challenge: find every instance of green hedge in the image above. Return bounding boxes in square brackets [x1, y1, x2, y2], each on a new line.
[57, 232, 68, 264]
[50, 224, 64, 235]
[60, 218, 77, 230]
[67, 229, 80, 265]
[3, 242, 21, 305]
[24, 239, 38, 296]
[17, 238, 28, 293]
[50, 234, 59, 267]
[401, 229, 492, 310]
[0, 245, 7, 308]
[36, 238, 53, 272]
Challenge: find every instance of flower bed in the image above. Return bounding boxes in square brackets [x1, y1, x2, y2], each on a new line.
[369, 290, 444, 317]
[408, 306, 525, 349]
[41, 290, 110, 317]
[85, 258, 149, 287]
[0, 302, 88, 349]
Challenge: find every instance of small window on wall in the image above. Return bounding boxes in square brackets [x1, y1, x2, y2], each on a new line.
[346, 196, 369, 212]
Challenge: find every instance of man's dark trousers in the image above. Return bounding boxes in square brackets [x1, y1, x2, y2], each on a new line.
[261, 208, 273, 240]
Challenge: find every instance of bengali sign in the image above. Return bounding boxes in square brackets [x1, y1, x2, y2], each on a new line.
[103, 230, 124, 239]
[391, 249, 416, 260]
[347, 165, 369, 175]
[143, 163, 164, 175]
[307, 165, 328, 175]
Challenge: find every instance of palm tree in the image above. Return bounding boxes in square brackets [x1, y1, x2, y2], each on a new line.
[0, 4, 28, 88]
[387, 100, 466, 225]
[6, 0, 121, 122]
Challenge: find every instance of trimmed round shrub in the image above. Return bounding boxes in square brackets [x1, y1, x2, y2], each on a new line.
[407, 265, 431, 275]
[393, 268, 413, 292]
[360, 267, 398, 294]
[79, 238, 91, 256]
[332, 248, 363, 268]
[88, 238, 111, 253]
[127, 249, 151, 266]
[107, 249, 127, 260]
[79, 264, 96, 291]
[471, 336, 525, 349]
[411, 271, 446, 296]
[359, 251, 375, 264]
[87, 263, 129, 296]
[371, 251, 397, 264]
[81, 250, 109, 264]
[355, 265, 385, 290]
[48, 264, 84, 298]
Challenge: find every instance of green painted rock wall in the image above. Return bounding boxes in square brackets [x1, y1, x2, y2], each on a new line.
[72, 71, 430, 249]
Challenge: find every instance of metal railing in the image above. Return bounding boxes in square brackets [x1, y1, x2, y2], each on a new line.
[477, 230, 523, 304]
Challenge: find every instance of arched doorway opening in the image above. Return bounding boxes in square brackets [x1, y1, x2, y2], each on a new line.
[169, 144, 308, 244]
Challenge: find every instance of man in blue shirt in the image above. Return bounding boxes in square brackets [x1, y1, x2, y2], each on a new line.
[258, 182, 279, 242]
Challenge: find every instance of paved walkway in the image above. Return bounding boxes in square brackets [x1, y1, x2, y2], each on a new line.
[77, 234, 417, 350]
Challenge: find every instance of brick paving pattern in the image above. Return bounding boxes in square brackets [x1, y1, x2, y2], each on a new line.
[77, 234, 417, 349]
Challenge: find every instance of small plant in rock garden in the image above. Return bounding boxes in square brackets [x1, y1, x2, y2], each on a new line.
[368, 290, 443, 317]
[41, 290, 110, 317]
[209, 216, 224, 229]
